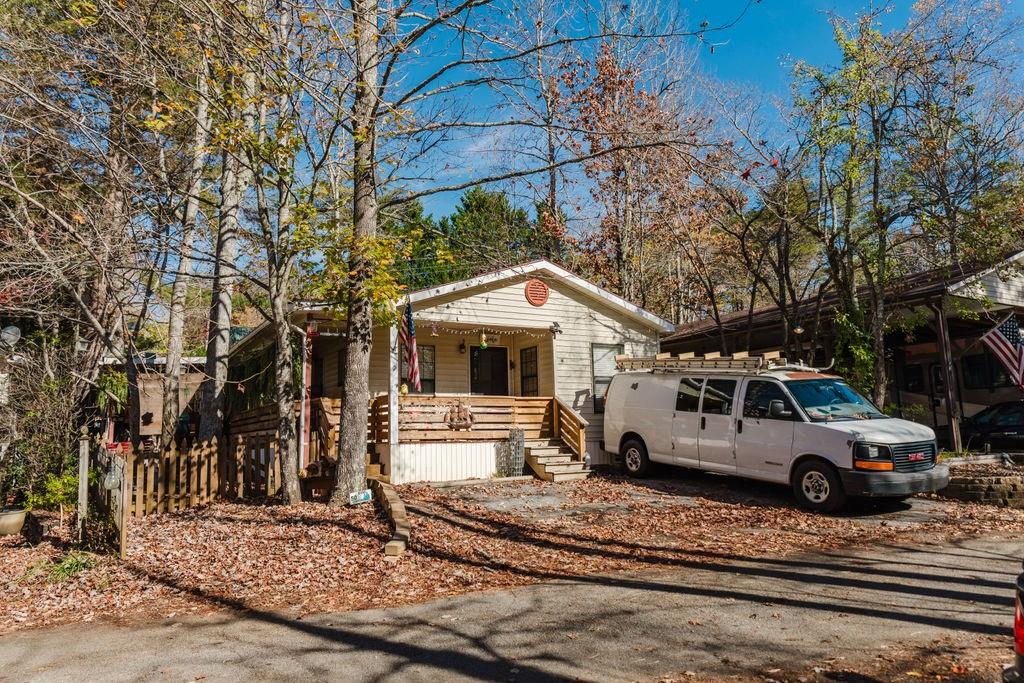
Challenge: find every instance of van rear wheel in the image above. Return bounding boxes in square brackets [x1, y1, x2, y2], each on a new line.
[621, 438, 650, 477]
[792, 460, 847, 513]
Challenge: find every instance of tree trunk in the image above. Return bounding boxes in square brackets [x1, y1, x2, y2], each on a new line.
[163, 65, 209, 447]
[198, 148, 241, 441]
[871, 301, 887, 408]
[271, 280, 302, 503]
[332, 0, 380, 504]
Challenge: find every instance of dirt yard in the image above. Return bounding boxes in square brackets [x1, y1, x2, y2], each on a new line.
[4, 471, 1024, 635]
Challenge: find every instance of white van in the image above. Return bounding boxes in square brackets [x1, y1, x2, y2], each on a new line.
[602, 358, 949, 512]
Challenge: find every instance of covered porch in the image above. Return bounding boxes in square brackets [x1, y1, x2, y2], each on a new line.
[367, 393, 588, 484]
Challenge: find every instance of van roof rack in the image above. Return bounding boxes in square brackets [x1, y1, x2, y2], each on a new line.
[615, 351, 821, 375]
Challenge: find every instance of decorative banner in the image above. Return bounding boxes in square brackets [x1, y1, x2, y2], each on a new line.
[525, 278, 550, 307]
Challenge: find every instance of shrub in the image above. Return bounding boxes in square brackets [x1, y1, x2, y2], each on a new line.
[46, 551, 95, 582]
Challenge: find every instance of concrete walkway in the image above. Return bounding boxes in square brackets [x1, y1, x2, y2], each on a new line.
[1, 535, 1020, 682]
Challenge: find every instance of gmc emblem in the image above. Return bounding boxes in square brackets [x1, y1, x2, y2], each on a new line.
[907, 452, 927, 462]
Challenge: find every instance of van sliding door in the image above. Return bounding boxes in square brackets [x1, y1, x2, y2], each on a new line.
[696, 378, 738, 473]
[671, 377, 703, 467]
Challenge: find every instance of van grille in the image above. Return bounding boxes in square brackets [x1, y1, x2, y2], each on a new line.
[890, 441, 936, 473]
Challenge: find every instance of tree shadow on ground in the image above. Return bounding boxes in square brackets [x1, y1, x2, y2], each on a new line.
[402, 493, 1014, 632]
[595, 466, 917, 518]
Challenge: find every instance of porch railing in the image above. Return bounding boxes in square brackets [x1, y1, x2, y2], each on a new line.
[553, 398, 588, 461]
[382, 395, 588, 461]
[368, 394, 389, 444]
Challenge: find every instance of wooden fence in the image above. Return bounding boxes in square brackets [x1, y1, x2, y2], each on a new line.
[126, 439, 221, 516]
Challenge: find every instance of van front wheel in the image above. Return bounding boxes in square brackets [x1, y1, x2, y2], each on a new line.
[621, 439, 650, 478]
[792, 460, 847, 513]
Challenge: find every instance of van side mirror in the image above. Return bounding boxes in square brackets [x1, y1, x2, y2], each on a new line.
[768, 399, 792, 419]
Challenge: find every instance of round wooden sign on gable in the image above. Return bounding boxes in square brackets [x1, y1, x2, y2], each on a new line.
[525, 278, 549, 307]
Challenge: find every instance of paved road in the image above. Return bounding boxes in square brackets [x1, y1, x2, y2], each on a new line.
[1, 535, 1020, 682]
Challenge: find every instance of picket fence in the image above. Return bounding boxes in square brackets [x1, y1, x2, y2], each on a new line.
[124, 439, 222, 517]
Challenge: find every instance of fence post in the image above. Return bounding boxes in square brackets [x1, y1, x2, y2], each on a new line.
[118, 447, 130, 559]
[77, 427, 89, 543]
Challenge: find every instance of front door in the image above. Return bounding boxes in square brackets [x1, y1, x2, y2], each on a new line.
[697, 377, 738, 473]
[470, 347, 509, 395]
[734, 378, 797, 482]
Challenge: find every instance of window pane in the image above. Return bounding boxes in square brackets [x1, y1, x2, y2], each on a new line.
[520, 346, 538, 397]
[901, 364, 924, 392]
[962, 355, 986, 390]
[701, 379, 736, 415]
[592, 344, 623, 413]
[592, 344, 621, 377]
[420, 345, 435, 380]
[676, 377, 703, 412]
[400, 344, 434, 393]
[743, 380, 795, 420]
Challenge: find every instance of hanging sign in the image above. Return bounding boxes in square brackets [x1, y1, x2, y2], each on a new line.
[525, 278, 549, 307]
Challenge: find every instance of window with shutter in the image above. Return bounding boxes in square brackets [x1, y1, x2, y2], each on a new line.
[591, 343, 623, 413]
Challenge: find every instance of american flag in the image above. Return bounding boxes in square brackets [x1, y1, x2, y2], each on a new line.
[981, 314, 1024, 390]
[399, 301, 421, 392]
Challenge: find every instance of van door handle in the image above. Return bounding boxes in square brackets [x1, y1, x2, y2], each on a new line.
[700, 416, 706, 430]
[737, 419, 743, 434]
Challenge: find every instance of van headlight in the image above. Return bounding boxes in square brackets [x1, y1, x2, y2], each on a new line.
[853, 443, 891, 459]
[853, 442, 893, 471]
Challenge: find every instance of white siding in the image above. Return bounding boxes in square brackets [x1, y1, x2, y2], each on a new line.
[951, 257, 1024, 307]
[409, 276, 660, 465]
[381, 442, 499, 484]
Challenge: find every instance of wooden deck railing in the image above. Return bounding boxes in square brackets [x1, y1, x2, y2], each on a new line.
[554, 398, 588, 461]
[395, 395, 554, 442]
[308, 397, 342, 462]
[368, 395, 389, 443]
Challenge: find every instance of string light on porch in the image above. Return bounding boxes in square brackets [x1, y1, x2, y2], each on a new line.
[413, 323, 557, 339]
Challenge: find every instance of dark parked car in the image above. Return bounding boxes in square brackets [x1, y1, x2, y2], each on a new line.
[1003, 565, 1024, 682]
[962, 400, 1024, 453]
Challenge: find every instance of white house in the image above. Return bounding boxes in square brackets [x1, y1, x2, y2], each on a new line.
[227, 260, 674, 485]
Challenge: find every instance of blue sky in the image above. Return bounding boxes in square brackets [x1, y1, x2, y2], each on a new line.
[697, 0, 911, 94]
[418, 0, 1019, 217]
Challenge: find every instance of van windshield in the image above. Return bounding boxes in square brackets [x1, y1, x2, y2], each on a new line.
[785, 378, 887, 422]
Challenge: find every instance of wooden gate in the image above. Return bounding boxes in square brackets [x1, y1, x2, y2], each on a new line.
[127, 438, 221, 516]
[77, 431, 130, 558]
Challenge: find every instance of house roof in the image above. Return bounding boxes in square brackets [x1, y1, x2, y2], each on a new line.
[406, 259, 675, 333]
[663, 250, 1024, 346]
[230, 260, 675, 355]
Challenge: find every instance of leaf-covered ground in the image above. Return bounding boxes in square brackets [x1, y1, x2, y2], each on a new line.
[4, 474, 1024, 635]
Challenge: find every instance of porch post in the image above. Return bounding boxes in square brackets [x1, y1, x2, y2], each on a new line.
[388, 323, 399, 446]
[931, 299, 962, 452]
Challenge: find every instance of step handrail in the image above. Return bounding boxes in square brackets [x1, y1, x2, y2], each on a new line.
[553, 397, 587, 461]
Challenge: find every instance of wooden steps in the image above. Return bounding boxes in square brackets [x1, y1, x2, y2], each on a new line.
[525, 440, 590, 482]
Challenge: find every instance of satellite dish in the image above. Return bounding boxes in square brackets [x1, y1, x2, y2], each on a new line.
[0, 326, 21, 348]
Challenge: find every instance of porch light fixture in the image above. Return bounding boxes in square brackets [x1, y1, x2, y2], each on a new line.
[479, 332, 488, 349]
[459, 340, 466, 354]
[430, 322, 439, 337]
[792, 325, 805, 336]
[549, 322, 562, 337]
